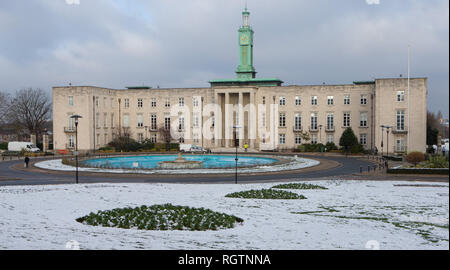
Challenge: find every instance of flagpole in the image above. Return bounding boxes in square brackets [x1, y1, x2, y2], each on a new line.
[407, 45, 411, 152]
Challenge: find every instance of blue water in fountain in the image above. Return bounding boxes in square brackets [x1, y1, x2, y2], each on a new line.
[82, 155, 278, 169]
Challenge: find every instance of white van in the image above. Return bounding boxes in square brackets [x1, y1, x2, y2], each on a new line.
[179, 144, 208, 153]
[8, 142, 41, 153]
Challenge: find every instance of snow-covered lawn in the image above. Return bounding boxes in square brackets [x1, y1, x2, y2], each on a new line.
[0, 180, 448, 250]
[34, 156, 319, 174]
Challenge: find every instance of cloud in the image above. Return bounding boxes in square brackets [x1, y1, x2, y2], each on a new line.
[0, 0, 448, 116]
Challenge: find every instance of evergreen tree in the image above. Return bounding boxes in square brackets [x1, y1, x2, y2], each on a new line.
[339, 127, 359, 153]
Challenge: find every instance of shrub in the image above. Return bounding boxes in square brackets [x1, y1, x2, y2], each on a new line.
[271, 183, 328, 190]
[76, 204, 243, 231]
[325, 142, 338, 151]
[425, 155, 449, 168]
[0, 142, 8, 150]
[225, 189, 306, 200]
[405, 151, 425, 167]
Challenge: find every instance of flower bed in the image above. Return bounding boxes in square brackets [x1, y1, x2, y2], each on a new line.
[271, 183, 328, 190]
[225, 189, 306, 200]
[76, 204, 243, 231]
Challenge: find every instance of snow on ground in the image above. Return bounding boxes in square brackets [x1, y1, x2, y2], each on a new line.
[0, 180, 448, 250]
[34, 156, 319, 174]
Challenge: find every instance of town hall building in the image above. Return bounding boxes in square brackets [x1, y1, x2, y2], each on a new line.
[53, 8, 427, 154]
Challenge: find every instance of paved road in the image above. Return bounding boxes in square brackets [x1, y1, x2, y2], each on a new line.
[0, 155, 375, 186]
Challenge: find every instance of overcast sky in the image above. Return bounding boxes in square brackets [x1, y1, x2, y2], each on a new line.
[0, 0, 448, 117]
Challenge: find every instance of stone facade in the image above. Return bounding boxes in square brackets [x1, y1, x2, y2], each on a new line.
[52, 77, 427, 154]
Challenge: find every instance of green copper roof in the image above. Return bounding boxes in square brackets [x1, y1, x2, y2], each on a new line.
[209, 78, 283, 87]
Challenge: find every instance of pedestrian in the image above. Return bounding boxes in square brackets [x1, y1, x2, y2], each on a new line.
[374, 146, 378, 156]
[24, 156, 30, 168]
[244, 143, 248, 152]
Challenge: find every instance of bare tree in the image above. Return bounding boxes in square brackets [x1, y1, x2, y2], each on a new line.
[0, 91, 9, 124]
[157, 127, 174, 150]
[6, 88, 52, 140]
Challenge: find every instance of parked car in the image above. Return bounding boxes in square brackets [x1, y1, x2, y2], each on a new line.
[8, 142, 41, 153]
[179, 144, 210, 153]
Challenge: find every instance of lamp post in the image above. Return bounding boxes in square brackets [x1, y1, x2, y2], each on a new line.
[380, 125, 385, 158]
[385, 125, 391, 168]
[233, 126, 241, 184]
[70, 115, 82, 184]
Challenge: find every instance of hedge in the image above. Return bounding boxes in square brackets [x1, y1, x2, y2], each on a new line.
[387, 168, 449, 175]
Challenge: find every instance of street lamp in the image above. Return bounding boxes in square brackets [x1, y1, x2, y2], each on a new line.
[319, 124, 323, 144]
[70, 115, 82, 184]
[380, 125, 385, 158]
[233, 126, 241, 184]
[385, 125, 392, 168]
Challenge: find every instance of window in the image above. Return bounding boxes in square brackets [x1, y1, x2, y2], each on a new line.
[262, 96, 266, 105]
[211, 113, 215, 127]
[397, 91, 405, 102]
[279, 134, 286, 145]
[95, 113, 99, 128]
[96, 134, 100, 146]
[360, 95, 367, 105]
[165, 115, 171, 130]
[343, 112, 351, 127]
[193, 133, 199, 143]
[396, 110, 405, 131]
[179, 97, 184, 107]
[165, 98, 170, 108]
[279, 96, 286, 106]
[124, 98, 130, 108]
[327, 96, 334, 105]
[104, 134, 108, 145]
[360, 112, 368, 127]
[137, 114, 143, 127]
[68, 115, 74, 129]
[326, 113, 334, 130]
[151, 134, 157, 143]
[193, 113, 199, 128]
[311, 134, 317, 144]
[68, 96, 74, 106]
[294, 113, 302, 130]
[137, 98, 143, 108]
[111, 98, 114, 108]
[179, 137, 185, 143]
[178, 115, 185, 130]
[310, 112, 318, 130]
[344, 95, 350, 105]
[103, 97, 107, 107]
[103, 113, 107, 127]
[95, 97, 99, 107]
[327, 134, 334, 144]
[260, 112, 266, 128]
[68, 135, 74, 148]
[311, 96, 318, 105]
[295, 96, 301, 106]
[151, 114, 157, 130]
[360, 134, 367, 145]
[111, 113, 114, 128]
[151, 98, 156, 107]
[123, 114, 129, 127]
[279, 113, 286, 127]
[396, 138, 405, 152]
[295, 134, 302, 145]
[138, 133, 144, 143]
[193, 97, 199, 107]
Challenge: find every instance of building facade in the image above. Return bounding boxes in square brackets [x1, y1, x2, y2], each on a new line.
[53, 8, 427, 154]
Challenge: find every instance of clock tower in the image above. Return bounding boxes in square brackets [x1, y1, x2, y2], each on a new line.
[236, 7, 256, 80]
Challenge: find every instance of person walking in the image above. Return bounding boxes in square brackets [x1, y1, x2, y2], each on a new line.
[24, 156, 30, 168]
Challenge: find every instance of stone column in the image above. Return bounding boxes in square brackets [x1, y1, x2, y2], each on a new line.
[43, 134, 49, 152]
[224, 92, 231, 148]
[30, 134, 36, 145]
[249, 91, 256, 149]
[238, 92, 244, 148]
[214, 92, 221, 148]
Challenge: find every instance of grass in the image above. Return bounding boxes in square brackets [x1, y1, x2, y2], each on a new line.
[271, 183, 328, 190]
[225, 189, 306, 200]
[76, 204, 244, 231]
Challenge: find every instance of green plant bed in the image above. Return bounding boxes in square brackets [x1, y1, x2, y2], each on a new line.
[76, 204, 243, 231]
[272, 183, 328, 190]
[225, 189, 306, 200]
